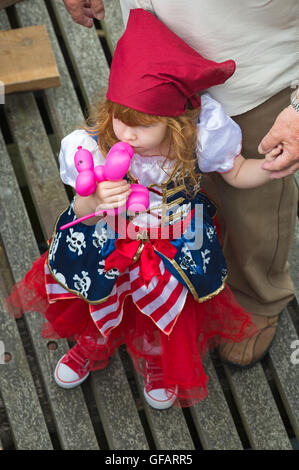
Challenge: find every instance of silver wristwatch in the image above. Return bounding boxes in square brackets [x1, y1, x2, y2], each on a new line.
[291, 89, 299, 113]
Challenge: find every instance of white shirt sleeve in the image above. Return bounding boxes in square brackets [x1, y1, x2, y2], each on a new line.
[58, 129, 105, 189]
[196, 94, 242, 174]
[119, 0, 154, 26]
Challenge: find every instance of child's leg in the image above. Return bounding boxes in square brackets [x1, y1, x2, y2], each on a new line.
[54, 319, 111, 389]
[143, 354, 177, 410]
[54, 343, 91, 389]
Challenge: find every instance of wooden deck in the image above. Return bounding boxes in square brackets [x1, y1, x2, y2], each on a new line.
[0, 0, 298, 451]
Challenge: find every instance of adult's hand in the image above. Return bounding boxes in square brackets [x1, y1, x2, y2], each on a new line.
[258, 101, 299, 178]
[62, 0, 106, 28]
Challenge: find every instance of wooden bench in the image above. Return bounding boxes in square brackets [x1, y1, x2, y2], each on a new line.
[0, 0, 298, 451]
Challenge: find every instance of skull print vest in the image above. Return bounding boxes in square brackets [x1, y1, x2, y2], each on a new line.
[47, 135, 227, 304]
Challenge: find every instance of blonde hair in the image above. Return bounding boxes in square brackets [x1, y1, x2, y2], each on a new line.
[82, 98, 202, 197]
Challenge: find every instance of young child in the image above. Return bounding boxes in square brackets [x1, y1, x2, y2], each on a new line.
[6, 9, 281, 409]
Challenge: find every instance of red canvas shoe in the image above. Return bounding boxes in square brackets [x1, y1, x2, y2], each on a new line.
[54, 344, 90, 389]
[143, 358, 177, 410]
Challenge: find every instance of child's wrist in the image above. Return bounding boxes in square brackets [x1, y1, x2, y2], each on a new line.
[74, 192, 102, 218]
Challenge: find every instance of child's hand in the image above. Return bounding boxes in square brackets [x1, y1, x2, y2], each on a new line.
[264, 144, 283, 162]
[95, 179, 131, 210]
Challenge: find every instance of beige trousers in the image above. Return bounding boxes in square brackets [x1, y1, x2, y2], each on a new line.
[201, 88, 298, 316]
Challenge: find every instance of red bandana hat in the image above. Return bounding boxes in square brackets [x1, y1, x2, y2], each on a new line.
[107, 9, 236, 116]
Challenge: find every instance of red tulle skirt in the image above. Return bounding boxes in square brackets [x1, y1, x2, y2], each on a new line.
[5, 251, 257, 407]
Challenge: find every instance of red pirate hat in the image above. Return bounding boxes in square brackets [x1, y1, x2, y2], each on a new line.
[107, 9, 236, 116]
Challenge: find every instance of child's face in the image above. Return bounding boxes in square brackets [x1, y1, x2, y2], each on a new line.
[112, 117, 169, 157]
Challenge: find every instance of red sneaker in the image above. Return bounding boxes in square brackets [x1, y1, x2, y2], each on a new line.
[143, 358, 177, 410]
[54, 344, 90, 389]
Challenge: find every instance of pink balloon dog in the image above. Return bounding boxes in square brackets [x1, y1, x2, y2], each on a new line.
[60, 142, 150, 230]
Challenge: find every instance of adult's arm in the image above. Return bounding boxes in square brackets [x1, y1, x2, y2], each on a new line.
[259, 90, 299, 178]
[62, 0, 106, 27]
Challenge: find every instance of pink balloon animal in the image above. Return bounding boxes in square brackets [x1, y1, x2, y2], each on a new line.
[60, 142, 149, 230]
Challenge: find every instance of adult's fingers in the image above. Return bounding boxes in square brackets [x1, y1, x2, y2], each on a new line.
[268, 161, 299, 179]
[264, 144, 283, 161]
[258, 105, 299, 157]
[83, 6, 94, 19]
[261, 147, 298, 172]
[63, 0, 94, 27]
[258, 126, 282, 154]
[90, 0, 106, 20]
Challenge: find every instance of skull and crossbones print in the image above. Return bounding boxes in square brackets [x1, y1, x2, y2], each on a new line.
[66, 228, 86, 256]
[97, 259, 120, 279]
[73, 270, 91, 297]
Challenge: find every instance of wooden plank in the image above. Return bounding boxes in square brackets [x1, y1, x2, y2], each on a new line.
[223, 362, 292, 449]
[49, 0, 110, 108]
[13, 0, 84, 141]
[0, 25, 60, 94]
[190, 354, 243, 449]
[91, 353, 149, 450]
[0, 118, 99, 450]
[4, 91, 69, 240]
[101, 0, 124, 53]
[268, 308, 299, 441]
[134, 370, 195, 450]
[0, 131, 53, 450]
[0, 296, 53, 449]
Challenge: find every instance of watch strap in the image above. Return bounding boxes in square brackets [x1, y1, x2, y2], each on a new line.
[291, 89, 299, 113]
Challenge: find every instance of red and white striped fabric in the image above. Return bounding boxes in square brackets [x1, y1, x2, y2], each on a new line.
[44, 259, 188, 337]
[45, 263, 77, 301]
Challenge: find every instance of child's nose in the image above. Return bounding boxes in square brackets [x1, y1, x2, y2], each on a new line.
[123, 125, 137, 141]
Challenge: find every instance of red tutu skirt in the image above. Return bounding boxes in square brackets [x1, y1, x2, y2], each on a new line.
[5, 251, 257, 407]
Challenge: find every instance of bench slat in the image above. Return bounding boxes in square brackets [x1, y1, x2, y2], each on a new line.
[91, 353, 149, 450]
[0, 297, 53, 449]
[134, 371, 195, 450]
[0, 130, 53, 449]
[101, 0, 125, 53]
[5, 92, 69, 239]
[14, 0, 85, 141]
[190, 353, 243, 449]
[224, 362, 292, 449]
[49, 0, 110, 108]
[268, 308, 299, 441]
